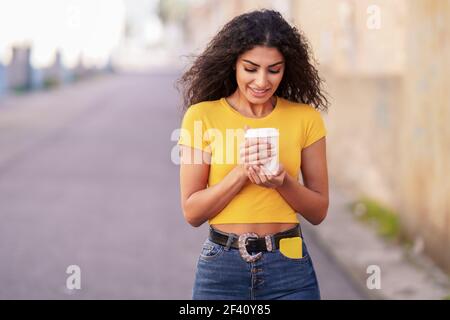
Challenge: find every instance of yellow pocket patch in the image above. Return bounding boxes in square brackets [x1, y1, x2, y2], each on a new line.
[279, 237, 303, 259]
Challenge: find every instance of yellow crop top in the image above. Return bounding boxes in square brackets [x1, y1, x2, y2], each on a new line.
[177, 96, 327, 224]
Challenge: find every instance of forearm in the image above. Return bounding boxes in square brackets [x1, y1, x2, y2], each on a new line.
[276, 173, 328, 225]
[183, 167, 248, 227]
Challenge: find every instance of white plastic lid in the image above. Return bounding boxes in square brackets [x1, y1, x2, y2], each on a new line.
[244, 128, 279, 138]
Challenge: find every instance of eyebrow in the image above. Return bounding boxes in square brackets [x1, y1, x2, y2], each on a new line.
[242, 59, 284, 68]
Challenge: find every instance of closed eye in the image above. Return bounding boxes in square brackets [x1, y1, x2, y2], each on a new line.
[244, 68, 280, 74]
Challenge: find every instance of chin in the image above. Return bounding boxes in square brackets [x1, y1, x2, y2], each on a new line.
[244, 92, 272, 103]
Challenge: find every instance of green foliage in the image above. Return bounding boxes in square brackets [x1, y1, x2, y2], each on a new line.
[43, 77, 59, 89]
[12, 85, 30, 94]
[350, 197, 401, 241]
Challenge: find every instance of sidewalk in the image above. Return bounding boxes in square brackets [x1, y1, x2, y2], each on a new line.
[304, 183, 450, 300]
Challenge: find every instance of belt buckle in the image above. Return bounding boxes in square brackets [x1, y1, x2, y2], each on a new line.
[238, 233, 262, 263]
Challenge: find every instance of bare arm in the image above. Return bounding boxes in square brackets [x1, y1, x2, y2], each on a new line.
[179, 145, 248, 227]
[275, 137, 329, 225]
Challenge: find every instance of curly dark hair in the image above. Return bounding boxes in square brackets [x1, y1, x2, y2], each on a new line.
[176, 9, 329, 112]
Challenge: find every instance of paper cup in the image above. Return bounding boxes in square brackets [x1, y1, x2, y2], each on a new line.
[244, 128, 279, 175]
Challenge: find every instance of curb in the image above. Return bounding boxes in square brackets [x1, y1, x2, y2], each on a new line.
[305, 222, 384, 300]
[307, 183, 450, 300]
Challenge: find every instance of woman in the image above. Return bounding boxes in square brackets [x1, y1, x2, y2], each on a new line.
[177, 9, 329, 300]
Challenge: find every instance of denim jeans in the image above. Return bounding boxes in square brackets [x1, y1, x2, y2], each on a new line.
[192, 233, 321, 300]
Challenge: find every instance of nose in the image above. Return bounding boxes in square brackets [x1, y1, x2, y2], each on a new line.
[254, 71, 269, 88]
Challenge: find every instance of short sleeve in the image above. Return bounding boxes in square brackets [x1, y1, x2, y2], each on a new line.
[303, 109, 327, 148]
[177, 107, 211, 153]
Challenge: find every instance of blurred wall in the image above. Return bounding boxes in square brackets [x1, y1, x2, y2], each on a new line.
[291, 1, 406, 211]
[184, 0, 292, 55]
[291, 0, 406, 76]
[298, 0, 450, 273]
[397, 0, 450, 272]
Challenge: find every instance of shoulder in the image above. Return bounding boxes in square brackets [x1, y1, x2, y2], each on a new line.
[184, 99, 222, 117]
[279, 98, 324, 120]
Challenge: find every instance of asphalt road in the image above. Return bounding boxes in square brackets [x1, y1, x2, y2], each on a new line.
[0, 72, 365, 299]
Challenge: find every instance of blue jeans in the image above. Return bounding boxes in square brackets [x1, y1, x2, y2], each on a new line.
[192, 233, 321, 300]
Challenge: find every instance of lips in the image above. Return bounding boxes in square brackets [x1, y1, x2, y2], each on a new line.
[249, 87, 270, 96]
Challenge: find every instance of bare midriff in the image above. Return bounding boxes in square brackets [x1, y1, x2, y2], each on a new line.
[211, 223, 299, 237]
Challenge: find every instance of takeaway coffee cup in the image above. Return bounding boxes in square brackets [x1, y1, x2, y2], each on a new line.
[244, 128, 279, 175]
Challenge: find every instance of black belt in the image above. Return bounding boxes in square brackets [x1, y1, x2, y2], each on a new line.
[209, 225, 302, 253]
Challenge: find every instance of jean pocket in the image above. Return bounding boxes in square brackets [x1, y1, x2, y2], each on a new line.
[277, 240, 311, 264]
[199, 239, 224, 261]
[278, 251, 311, 264]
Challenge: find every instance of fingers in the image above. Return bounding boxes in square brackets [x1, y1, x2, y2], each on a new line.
[274, 165, 283, 177]
[248, 166, 262, 184]
[240, 128, 275, 167]
[244, 164, 256, 184]
[241, 148, 273, 164]
[256, 166, 277, 188]
[245, 137, 272, 148]
[245, 165, 277, 188]
[255, 166, 267, 184]
[240, 142, 274, 164]
[245, 143, 273, 157]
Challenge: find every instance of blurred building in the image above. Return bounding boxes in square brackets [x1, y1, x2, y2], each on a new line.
[31, 67, 44, 91]
[114, 0, 169, 70]
[73, 56, 89, 80]
[0, 61, 6, 96]
[2, 45, 104, 94]
[41, 50, 73, 88]
[7, 46, 32, 91]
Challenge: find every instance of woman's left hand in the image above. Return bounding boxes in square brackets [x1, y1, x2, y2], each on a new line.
[246, 163, 287, 189]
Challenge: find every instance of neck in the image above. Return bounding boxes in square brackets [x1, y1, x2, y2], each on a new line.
[228, 91, 276, 118]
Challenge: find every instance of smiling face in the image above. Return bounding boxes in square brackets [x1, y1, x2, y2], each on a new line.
[234, 46, 285, 104]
